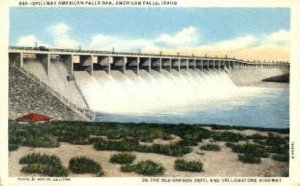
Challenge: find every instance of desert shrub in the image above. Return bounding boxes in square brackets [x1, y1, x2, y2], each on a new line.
[181, 130, 208, 141]
[134, 160, 165, 175]
[265, 135, 287, 146]
[19, 153, 61, 165]
[9, 144, 20, 151]
[136, 144, 192, 156]
[21, 164, 46, 174]
[139, 137, 154, 143]
[42, 163, 69, 177]
[24, 136, 59, 148]
[248, 133, 268, 140]
[272, 154, 289, 162]
[177, 140, 198, 146]
[110, 152, 136, 164]
[54, 123, 89, 144]
[162, 134, 173, 140]
[231, 143, 268, 158]
[21, 164, 68, 177]
[253, 135, 288, 147]
[252, 138, 265, 145]
[266, 145, 289, 154]
[135, 144, 154, 153]
[149, 144, 192, 156]
[211, 131, 246, 142]
[120, 160, 165, 175]
[121, 164, 136, 172]
[9, 125, 59, 148]
[69, 157, 103, 176]
[238, 154, 261, 164]
[107, 133, 123, 140]
[94, 138, 191, 157]
[225, 142, 236, 148]
[19, 153, 68, 177]
[174, 159, 203, 172]
[200, 144, 221, 151]
[93, 139, 137, 151]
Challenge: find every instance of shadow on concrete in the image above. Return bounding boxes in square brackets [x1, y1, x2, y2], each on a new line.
[262, 73, 289, 83]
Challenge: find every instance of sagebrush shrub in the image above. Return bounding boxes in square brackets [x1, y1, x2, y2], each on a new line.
[174, 159, 203, 172]
[19, 153, 68, 177]
[231, 143, 268, 157]
[121, 164, 136, 172]
[69, 157, 103, 176]
[110, 152, 136, 164]
[94, 139, 192, 157]
[93, 139, 137, 151]
[19, 153, 61, 166]
[200, 144, 221, 151]
[9, 144, 20, 151]
[134, 160, 165, 175]
[177, 140, 198, 146]
[272, 154, 289, 162]
[211, 131, 246, 142]
[238, 154, 261, 164]
[120, 160, 165, 175]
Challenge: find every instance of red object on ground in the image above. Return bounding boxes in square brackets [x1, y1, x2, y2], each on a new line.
[16, 113, 51, 122]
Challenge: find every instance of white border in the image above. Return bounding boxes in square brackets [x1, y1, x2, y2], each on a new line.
[1, 1, 300, 186]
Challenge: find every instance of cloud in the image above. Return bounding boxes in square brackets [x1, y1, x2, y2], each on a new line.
[155, 26, 199, 48]
[16, 35, 42, 47]
[89, 26, 198, 52]
[50, 23, 70, 35]
[197, 35, 257, 52]
[15, 24, 289, 61]
[90, 34, 158, 52]
[48, 23, 79, 48]
[263, 29, 290, 45]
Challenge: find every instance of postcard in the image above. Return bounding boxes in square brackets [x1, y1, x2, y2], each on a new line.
[1, 0, 300, 186]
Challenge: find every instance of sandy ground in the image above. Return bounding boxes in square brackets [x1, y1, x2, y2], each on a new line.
[9, 136, 288, 177]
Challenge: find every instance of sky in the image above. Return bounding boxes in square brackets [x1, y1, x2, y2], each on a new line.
[9, 8, 290, 61]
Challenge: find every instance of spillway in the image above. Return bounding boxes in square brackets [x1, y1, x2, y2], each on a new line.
[74, 69, 274, 115]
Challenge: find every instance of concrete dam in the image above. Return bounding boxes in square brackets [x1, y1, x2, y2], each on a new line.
[9, 46, 290, 120]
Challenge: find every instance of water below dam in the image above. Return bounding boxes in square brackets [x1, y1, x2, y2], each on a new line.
[74, 70, 289, 129]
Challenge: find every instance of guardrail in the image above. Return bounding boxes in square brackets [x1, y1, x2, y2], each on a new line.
[12, 65, 95, 121]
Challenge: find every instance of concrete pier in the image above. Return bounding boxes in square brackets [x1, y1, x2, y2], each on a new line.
[78, 55, 93, 75]
[9, 52, 23, 68]
[61, 55, 73, 75]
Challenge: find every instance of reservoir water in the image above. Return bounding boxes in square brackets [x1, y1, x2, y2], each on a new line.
[75, 70, 289, 129]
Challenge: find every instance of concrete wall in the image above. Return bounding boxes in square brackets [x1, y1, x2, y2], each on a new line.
[9, 67, 85, 121]
[22, 59, 88, 108]
[229, 68, 289, 88]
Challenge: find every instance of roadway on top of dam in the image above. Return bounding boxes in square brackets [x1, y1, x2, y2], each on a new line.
[8, 46, 289, 66]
